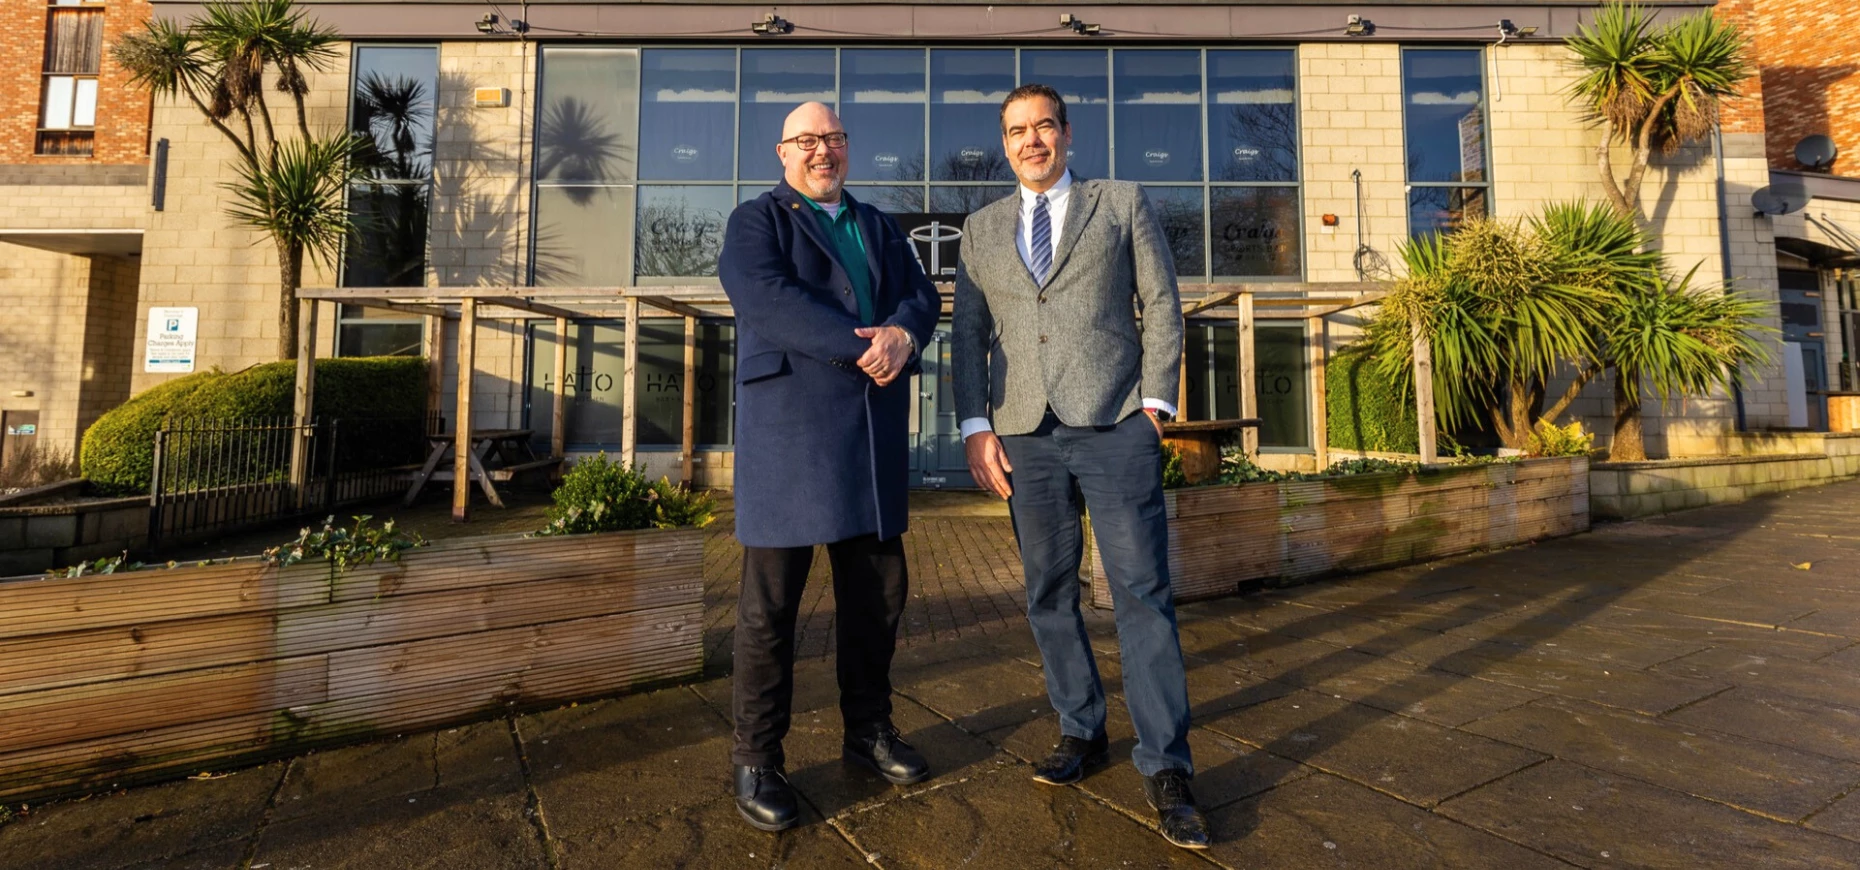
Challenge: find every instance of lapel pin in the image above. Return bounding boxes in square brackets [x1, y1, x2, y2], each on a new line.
[790, 203, 800, 209]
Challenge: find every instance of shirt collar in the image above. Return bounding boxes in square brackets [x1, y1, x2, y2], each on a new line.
[803, 189, 857, 220]
[1018, 170, 1073, 210]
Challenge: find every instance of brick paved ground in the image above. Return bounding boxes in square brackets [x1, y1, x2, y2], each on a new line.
[8, 481, 1860, 869]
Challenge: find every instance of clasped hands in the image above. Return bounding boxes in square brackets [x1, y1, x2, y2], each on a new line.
[853, 326, 913, 387]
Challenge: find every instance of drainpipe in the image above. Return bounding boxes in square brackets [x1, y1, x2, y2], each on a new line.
[1714, 123, 1748, 432]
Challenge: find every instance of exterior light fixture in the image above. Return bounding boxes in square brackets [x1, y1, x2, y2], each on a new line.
[752, 13, 793, 35]
[475, 12, 496, 33]
[1060, 13, 1101, 36]
[1345, 15, 1372, 37]
[1498, 20, 1538, 39]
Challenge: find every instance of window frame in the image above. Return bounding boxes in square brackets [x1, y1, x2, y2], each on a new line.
[36, 0, 106, 157]
[337, 42, 440, 357]
[1399, 45, 1495, 239]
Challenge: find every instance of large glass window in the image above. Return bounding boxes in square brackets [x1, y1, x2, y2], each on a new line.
[639, 49, 735, 181]
[635, 186, 733, 280]
[340, 45, 437, 357]
[1403, 48, 1489, 238]
[534, 47, 640, 286]
[1207, 50, 1300, 279]
[1183, 321, 1309, 449]
[1114, 50, 1201, 183]
[739, 49, 835, 181]
[527, 320, 736, 448]
[1021, 50, 1108, 181]
[842, 49, 926, 184]
[930, 49, 1015, 183]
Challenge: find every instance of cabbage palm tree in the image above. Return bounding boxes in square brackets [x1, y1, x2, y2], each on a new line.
[114, 0, 363, 361]
[1364, 214, 1621, 449]
[1567, 3, 1752, 220]
[1604, 267, 1772, 459]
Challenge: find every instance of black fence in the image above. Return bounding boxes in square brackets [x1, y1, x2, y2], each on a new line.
[148, 415, 437, 551]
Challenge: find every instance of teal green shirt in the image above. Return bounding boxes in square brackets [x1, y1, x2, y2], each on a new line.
[804, 194, 875, 325]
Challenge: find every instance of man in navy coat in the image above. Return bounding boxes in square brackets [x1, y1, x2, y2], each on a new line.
[717, 101, 941, 832]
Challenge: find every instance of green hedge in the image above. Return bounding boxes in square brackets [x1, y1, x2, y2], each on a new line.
[1326, 346, 1421, 455]
[82, 357, 428, 496]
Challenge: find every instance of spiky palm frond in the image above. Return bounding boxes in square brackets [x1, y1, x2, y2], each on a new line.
[221, 133, 369, 271]
[194, 0, 338, 112]
[1565, 2, 1658, 140]
[1649, 10, 1751, 146]
[1608, 266, 1773, 405]
[110, 17, 211, 100]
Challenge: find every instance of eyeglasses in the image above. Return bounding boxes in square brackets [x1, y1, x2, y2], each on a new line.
[781, 132, 848, 151]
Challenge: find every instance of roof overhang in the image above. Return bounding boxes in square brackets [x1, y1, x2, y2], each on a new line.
[0, 230, 143, 257]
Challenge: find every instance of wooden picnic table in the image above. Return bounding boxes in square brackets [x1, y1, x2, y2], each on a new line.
[1161, 418, 1262, 485]
[403, 428, 562, 508]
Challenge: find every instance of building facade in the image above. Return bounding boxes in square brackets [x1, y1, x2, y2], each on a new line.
[2, 0, 1811, 487]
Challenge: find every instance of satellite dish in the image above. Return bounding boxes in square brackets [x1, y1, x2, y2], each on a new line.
[1751, 185, 1807, 217]
[1795, 135, 1838, 172]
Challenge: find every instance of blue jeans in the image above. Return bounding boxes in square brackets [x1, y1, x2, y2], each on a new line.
[999, 410, 1193, 777]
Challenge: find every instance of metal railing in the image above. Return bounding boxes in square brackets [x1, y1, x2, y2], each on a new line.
[148, 415, 436, 550]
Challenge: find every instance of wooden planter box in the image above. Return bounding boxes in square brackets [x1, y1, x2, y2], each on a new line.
[1088, 457, 1590, 607]
[0, 527, 704, 803]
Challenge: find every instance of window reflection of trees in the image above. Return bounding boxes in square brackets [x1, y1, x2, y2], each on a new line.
[636, 197, 727, 278]
[347, 73, 432, 288]
[1216, 101, 1298, 183]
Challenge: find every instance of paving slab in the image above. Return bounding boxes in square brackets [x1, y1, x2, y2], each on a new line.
[1805, 789, 1860, 843]
[1437, 759, 1860, 869]
[1666, 687, 1860, 763]
[518, 687, 735, 829]
[0, 764, 280, 870]
[893, 654, 1056, 735]
[781, 694, 1008, 820]
[830, 766, 1208, 870]
[1388, 634, 1730, 715]
[1270, 651, 1545, 727]
[249, 779, 544, 870]
[553, 795, 866, 870]
[1180, 659, 1299, 719]
[1654, 647, 1860, 709]
[1461, 697, 1860, 821]
[270, 721, 523, 822]
[1203, 771, 1569, 870]
[1201, 690, 1544, 807]
[1583, 608, 1854, 660]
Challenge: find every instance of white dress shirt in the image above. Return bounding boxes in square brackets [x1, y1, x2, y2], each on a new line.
[960, 170, 1176, 441]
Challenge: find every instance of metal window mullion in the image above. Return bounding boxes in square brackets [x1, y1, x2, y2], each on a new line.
[1107, 47, 1116, 181]
[732, 46, 743, 196]
[1200, 47, 1211, 281]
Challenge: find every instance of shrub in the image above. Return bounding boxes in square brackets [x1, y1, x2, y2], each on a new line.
[264, 514, 427, 586]
[0, 443, 81, 491]
[81, 357, 428, 496]
[1526, 420, 1594, 458]
[1160, 443, 1187, 489]
[1326, 345, 1420, 455]
[536, 453, 715, 535]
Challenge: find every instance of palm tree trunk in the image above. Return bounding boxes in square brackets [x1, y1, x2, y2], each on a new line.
[278, 239, 303, 361]
[1610, 368, 1647, 461]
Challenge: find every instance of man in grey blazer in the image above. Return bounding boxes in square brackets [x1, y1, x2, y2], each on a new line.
[951, 83, 1208, 850]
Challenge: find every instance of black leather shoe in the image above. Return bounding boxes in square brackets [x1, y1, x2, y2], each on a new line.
[1031, 734, 1110, 785]
[843, 723, 931, 785]
[1143, 768, 1211, 849]
[733, 764, 799, 832]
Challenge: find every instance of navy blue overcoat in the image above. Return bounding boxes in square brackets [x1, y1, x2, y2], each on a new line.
[718, 181, 940, 548]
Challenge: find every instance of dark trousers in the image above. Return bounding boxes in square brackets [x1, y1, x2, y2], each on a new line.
[999, 410, 1194, 777]
[731, 533, 909, 768]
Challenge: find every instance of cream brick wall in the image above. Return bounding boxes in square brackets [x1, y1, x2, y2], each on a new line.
[0, 182, 145, 231]
[1298, 43, 1406, 284]
[132, 49, 353, 395]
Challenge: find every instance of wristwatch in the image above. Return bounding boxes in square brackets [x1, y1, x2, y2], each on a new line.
[1146, 408, 1174, 423]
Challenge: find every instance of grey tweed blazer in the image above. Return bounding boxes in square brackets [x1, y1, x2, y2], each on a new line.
[951, 178, 1184, 436]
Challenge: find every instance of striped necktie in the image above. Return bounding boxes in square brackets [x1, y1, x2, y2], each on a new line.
[1030, 193, 1052, 283]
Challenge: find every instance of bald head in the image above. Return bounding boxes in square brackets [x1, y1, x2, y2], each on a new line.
[778, 101, 849, 203]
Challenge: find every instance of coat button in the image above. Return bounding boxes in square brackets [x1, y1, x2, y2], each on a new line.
[1039, 335, 1048, 343]
[844, 289, 851, 295]
[1038, 295, 1047, 304]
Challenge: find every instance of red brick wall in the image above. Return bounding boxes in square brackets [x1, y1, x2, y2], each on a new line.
[1715, 0, 1766, 137]
[0, 0, 152, 166]
[1749, 0, 1860, 173]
